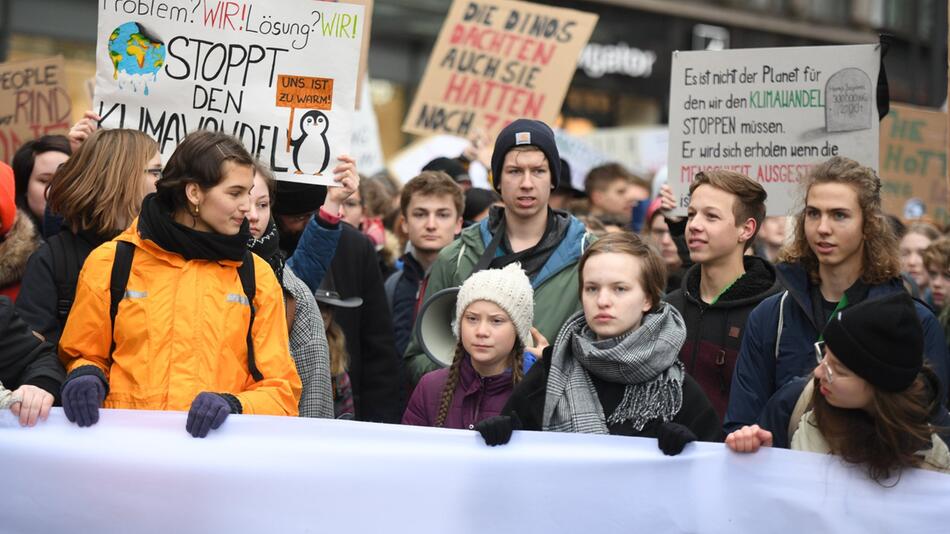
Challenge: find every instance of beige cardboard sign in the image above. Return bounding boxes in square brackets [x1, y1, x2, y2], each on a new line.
[0, 56, 72, 163]
[879, 103, 949, 225]
[403, 0, 597, 139]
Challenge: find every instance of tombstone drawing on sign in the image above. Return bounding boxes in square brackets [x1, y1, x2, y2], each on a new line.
[824, 67, 873, 132]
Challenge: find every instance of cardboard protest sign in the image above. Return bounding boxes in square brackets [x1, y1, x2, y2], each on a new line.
[667, 44, 880, 215]
[94, 0, 364, 185]
[403, 0, 598, 139]
[0, 56, 71, 163]
[879, 104, 949, 225]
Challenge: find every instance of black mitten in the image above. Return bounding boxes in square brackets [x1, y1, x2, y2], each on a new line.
[475, 412, 522, 446]
[657, 421, 697, 456]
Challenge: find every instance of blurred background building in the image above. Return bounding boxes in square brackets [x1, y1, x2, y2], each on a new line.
[1, 0, 945, 157]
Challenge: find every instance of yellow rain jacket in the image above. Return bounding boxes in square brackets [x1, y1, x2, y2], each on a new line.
[59, 220, 301, 415]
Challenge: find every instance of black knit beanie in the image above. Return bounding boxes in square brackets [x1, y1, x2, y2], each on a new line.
[490, 119, 560, 192]
[273, 181, 328, 216]
[822, 292, 923, 392]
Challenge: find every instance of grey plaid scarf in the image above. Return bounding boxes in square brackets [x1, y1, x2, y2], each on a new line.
[542, 303, 688, 433]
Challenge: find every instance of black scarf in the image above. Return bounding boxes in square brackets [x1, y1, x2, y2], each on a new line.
[486, 206, 570, 281]
[138, 193, 250, 262]
[247, 218, 285, 284]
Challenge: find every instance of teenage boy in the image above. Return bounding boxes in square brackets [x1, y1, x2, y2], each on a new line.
[664, 171, 783, 421]
[403, 119, 593, 385]
[584, 163, 649, 223]
[724, 156, 950, 432]
[386, 171, 464, 356]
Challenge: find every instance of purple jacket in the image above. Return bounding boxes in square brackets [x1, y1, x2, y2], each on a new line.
[402, 355, 514, 430]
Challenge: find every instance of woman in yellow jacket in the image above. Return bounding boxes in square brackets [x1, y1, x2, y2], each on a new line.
[59, 130, 302, 437]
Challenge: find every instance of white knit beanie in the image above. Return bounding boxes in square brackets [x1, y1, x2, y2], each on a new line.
[452, 263, 534, 347]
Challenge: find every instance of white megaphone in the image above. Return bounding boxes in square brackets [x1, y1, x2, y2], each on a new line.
[414, 287, 460, 368]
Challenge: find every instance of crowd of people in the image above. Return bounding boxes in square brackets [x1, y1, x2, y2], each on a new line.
[1, 109, 949, 484]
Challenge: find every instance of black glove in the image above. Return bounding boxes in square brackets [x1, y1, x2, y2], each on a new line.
[657, 421, 697, 456]
[186, 393, 236, 438]
[61, 375, 106, 427]
[476, 412, 522, 446]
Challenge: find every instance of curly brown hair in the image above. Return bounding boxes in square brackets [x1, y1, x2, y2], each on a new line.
[778, 156, 900, 284]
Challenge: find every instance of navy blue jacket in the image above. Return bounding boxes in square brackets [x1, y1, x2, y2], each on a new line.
[724, 262, 950, 433]
[286, 215, 341, 293]
[386, 252, 426, 357]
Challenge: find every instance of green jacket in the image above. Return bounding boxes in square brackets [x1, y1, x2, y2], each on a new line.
[404, 213, 593, 385]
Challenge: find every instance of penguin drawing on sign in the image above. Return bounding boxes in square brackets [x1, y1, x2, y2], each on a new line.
[290, 110, 330, 175]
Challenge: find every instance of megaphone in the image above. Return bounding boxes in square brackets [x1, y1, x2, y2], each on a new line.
[414, 287, 460, 368]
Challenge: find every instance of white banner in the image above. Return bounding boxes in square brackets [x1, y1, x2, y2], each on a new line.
[667, 44, 880, 215]
[1, 409, 948, 533]
[94, 0, 364, 185]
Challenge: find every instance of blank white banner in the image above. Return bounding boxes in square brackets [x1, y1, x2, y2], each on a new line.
[1, 409, 948, 533]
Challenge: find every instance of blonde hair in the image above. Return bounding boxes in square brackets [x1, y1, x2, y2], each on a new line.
[48, 129, 158, 237]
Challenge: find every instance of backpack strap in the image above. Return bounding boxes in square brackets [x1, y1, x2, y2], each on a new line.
[109, 241, 136, 355]
[237, 251, 263, 382]
[773, 290, 789, 362]
[50, 232, 84, 324]
[787, 379, 815, 440]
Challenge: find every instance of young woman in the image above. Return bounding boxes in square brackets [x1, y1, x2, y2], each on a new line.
[58, 130, 301, 437]
[0, 161, 39, 301]
[16, 129, 160, 344]
[403, 263, 533, 429]
[900, 222, 941, 303]
[246, 163, 338, 419]
[11, 135, 71, 234]
[726, 292, 950, 481]
[477, 233, 722, 454]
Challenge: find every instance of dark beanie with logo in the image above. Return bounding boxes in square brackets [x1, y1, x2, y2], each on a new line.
[490, 119, 560, 192]
[822, 292, 923, 392]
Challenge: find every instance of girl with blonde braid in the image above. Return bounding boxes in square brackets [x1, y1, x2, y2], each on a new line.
[402, 263, 533, 429]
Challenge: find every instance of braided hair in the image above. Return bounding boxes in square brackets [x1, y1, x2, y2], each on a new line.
[434, 338, 527, 428]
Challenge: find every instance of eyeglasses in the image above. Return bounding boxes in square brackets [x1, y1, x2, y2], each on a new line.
[814, 341, 834, 384]
[146, 168, 162, 180]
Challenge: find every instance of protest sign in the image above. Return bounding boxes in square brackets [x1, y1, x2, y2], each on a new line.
[326, 0, 373, 108]
[3, 409, 949, 533]
[879, 104, 949, 225]
[350, 75, 385, 176]
[667, 44, 880, 215]
[0, 56, 71, 163]
[94, 0, 364, 185]
[402, 0, 598, 139]
[553, 128, 609, 191]
[581, 125, 668, 177]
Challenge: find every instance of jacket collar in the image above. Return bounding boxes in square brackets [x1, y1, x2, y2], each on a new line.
[681, 255, 781, 308]
[117, 218, 244, 269]
[775, 262, 899, 329]
[457, 353, 513, 398]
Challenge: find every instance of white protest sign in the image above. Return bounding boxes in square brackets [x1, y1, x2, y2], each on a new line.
[94, 0, 364, 185]
[553, 128, 609, 191]
[350, 75, 384, 175]
[388, 134, 490, 189]
[668, 44, 880, 215]
[581, 125, 668, 176]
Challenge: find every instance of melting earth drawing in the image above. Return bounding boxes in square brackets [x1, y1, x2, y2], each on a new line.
[108, 22, 165, 95]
